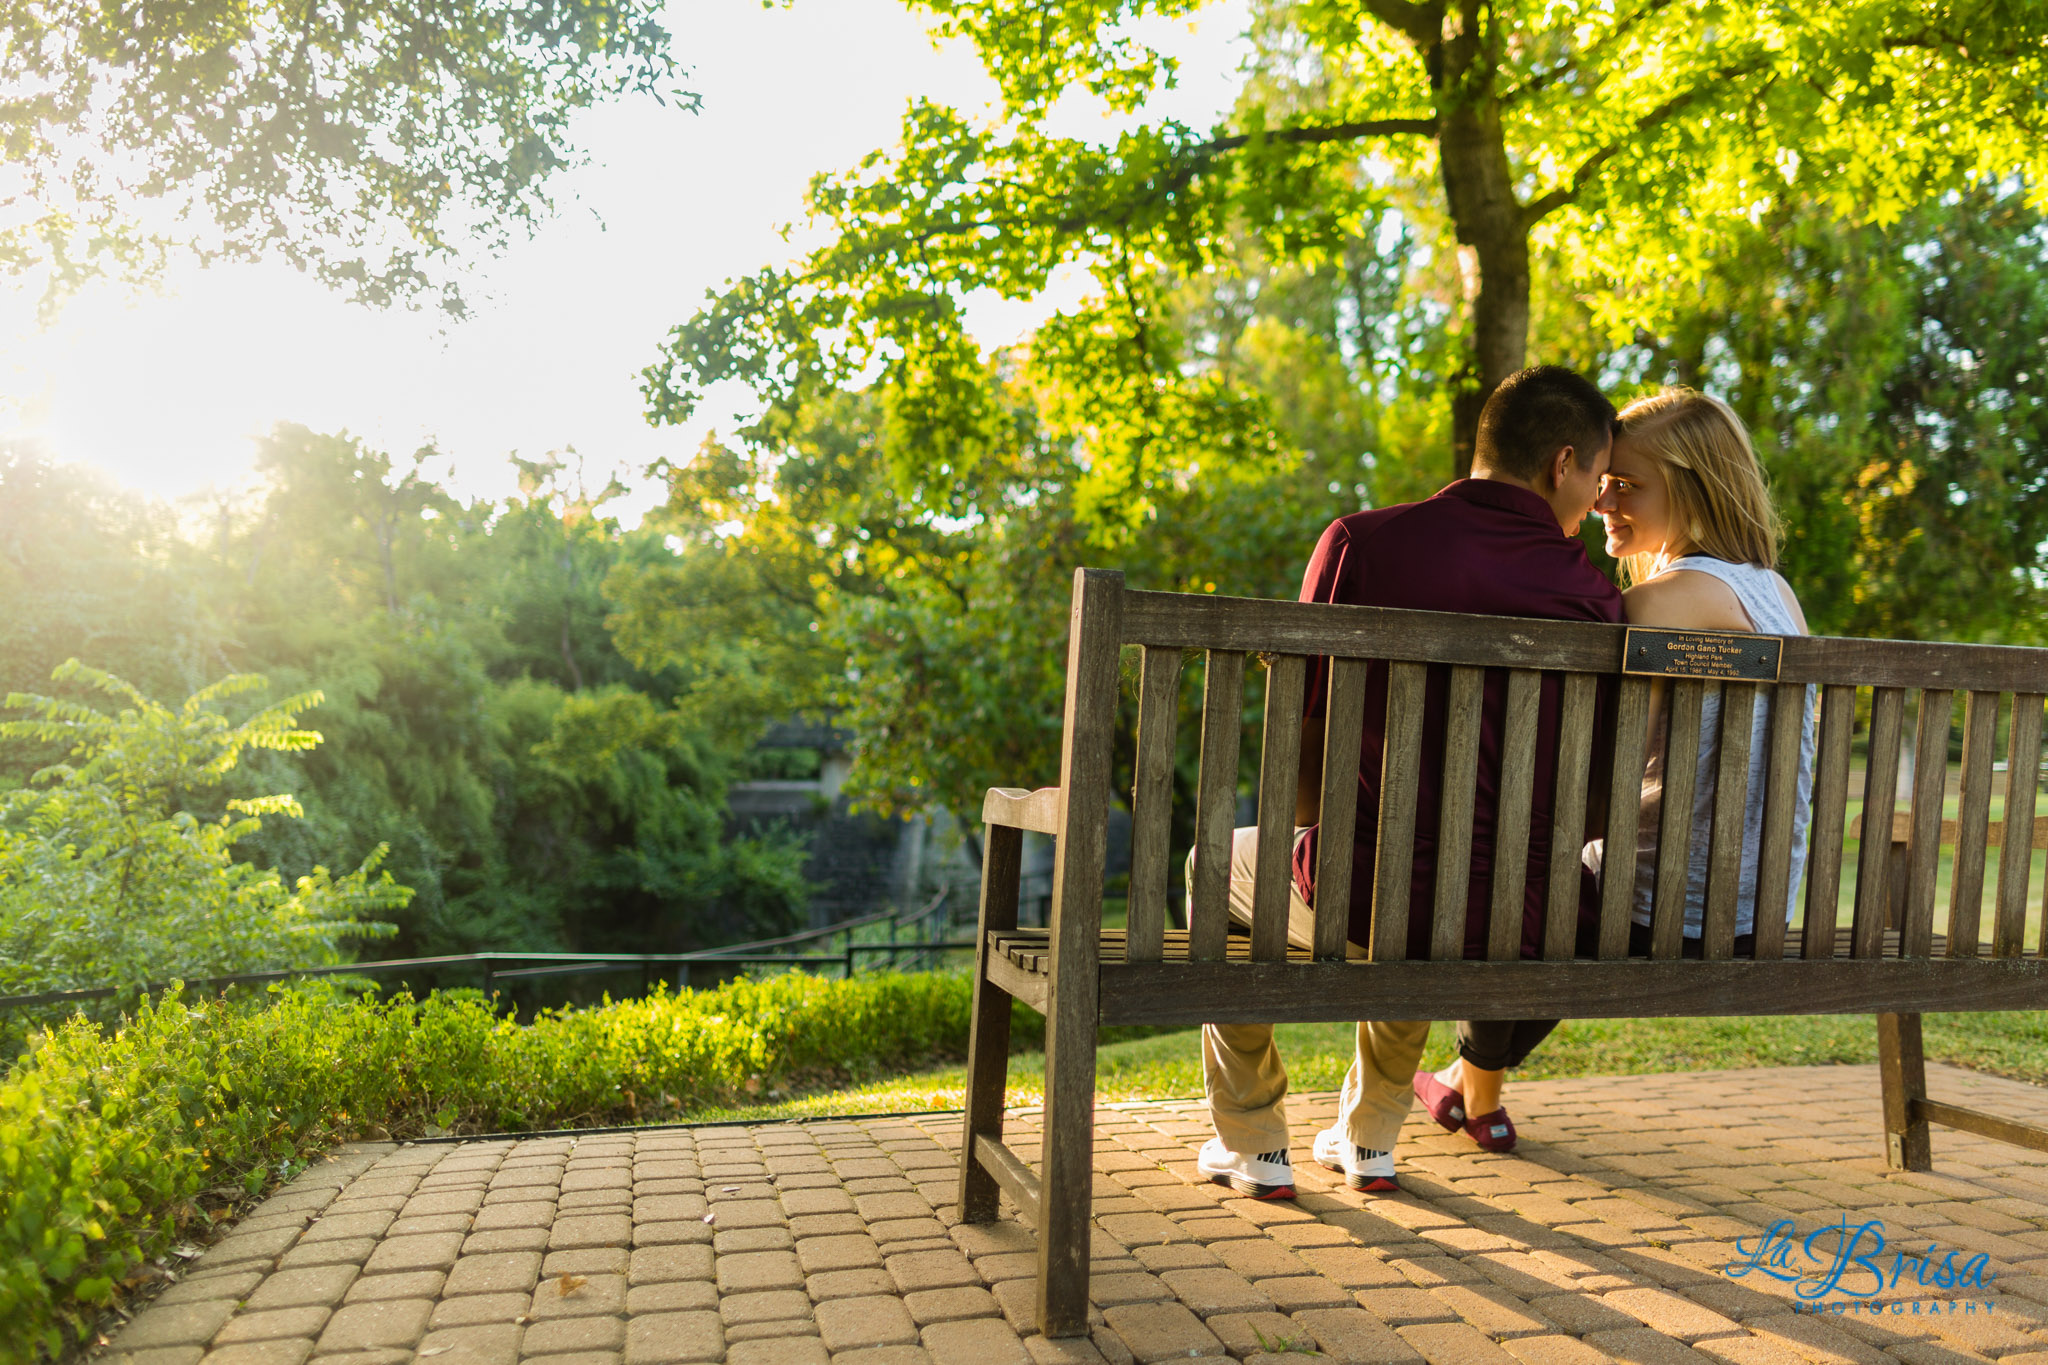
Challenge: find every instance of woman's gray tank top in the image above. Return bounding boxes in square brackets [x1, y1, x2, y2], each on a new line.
[1585, 557, 1818, 936]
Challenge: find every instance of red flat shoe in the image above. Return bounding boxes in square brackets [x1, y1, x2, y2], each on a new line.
[1464, 1108, 1517, 1153]
[1412, 1070, 1466, 1132]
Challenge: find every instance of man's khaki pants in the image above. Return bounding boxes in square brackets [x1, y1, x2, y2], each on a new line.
[1198, 826, 1428, 1157]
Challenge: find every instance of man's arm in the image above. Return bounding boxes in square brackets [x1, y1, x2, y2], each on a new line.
[1296, 711, 1325, 826]
[1293, 518, 1349, 827]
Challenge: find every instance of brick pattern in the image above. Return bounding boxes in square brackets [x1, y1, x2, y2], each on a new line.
[94, 1063, 2048, 1365]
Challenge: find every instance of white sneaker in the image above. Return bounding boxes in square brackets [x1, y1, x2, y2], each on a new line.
[1313, 1126, 1399, 1192]
[1196, 1137, 1296, 1199]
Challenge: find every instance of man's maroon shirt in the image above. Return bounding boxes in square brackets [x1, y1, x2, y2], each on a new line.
[1290, 479, 1624, 959]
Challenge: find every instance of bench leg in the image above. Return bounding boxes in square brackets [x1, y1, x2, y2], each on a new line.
[1036, 982, 1097, 1338]
[961, 826, 1023, 1223]
[1877, 1012, 1932, 1172]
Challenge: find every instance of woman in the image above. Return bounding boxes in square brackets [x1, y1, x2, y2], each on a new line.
[1587, 386, 1818, 954]
[1417, 387, 1816, 1151]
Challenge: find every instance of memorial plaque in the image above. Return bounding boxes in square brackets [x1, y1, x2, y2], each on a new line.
[1623, 627, 1782, 681]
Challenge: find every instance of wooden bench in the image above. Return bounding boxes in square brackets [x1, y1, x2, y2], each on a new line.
[955, 567, 2048, 1338]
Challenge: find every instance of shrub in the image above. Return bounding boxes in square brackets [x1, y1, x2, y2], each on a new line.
[0, 970, 996, 1359]
[0, 663, 406, 1018]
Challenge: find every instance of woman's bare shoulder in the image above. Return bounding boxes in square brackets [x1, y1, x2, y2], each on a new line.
[1623, 568, 1754, 631]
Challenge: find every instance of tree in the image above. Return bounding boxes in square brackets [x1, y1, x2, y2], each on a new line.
[620, 177, 2048, 856]
[207, 430, 815, 953]
[3, 0, 683, 313]
[0, 436, 819, 960]
[241, 426, 464, 623]
[1605, 186, 2048, 643]
[502, 453, 630, 692]
[0, 444, 205, 702]
[613, 360, 1358, 827]
[646, 0, 2048, 501]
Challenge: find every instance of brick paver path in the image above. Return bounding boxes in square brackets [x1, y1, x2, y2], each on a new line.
[97, 1063, 2048, 1365]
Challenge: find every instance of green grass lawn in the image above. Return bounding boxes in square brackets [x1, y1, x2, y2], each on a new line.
[1835, 765, 2047, 947]
[667, 1010, 2048, 1126]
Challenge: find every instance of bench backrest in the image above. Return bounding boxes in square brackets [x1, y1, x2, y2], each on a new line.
[1043, 568, 2048, 967]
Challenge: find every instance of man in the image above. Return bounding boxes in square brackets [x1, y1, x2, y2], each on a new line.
[1196, 365, 1624, 1198]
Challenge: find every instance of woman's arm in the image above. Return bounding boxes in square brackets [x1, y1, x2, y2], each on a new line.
[1618, 571, 1756, 792]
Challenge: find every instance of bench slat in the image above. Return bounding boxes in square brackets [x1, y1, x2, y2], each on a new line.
[1126, 646, 1184, 964]
[1701, 682, 1757, 960]
[1804, 684, 1857, 960]
[1120, 591, 2048, 691]
[1252, 655, 1307, 962]
[1432, 666, 1486, 961]
[1371, 661, 1427, 962]
[1949, 692, 2001, 957]
[1489, 669, 1541, 962]
[1090, 953, 2048, 1027]
[1853, 687, 1906, 959]
[1599, 676, 1654, 959]
[1752, 682, 1808, 963]
[1995, 694, 2044, 958]
[1902, 690, 1953, 958]
[1649, 680, 1706, 959]
[1544, 672, 1598, 961]
[1313, 656, 1370, 959]
[1190, 650, 1245, 962]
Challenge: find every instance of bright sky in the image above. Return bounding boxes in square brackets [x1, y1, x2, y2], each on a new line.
[0, 0, 1248, 526]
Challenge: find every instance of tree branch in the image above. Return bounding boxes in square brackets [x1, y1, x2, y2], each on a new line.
[1881, 31, 1973, 53]
[1519, 57, 1770, 228]
[883, 116, 1437, 250]
[1204, 116, 1440, 155]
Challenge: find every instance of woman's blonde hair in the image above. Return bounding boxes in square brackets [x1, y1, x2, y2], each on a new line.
[1615, 387, 1783, 586]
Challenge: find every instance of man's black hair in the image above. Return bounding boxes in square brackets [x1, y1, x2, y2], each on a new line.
[1472, 365, 1617, 482]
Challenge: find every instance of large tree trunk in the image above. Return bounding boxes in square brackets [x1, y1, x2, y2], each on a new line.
[1432, 9, 1531, 477]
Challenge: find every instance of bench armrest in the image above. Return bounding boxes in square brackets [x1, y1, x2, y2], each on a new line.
[983, 786, 1062, 835]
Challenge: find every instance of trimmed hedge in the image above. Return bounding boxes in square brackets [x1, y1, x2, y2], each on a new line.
[0, 971, 1006, 1360]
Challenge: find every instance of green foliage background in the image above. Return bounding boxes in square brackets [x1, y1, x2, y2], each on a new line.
[620, 184, 2048, 833]
[0, 435, 814, 968]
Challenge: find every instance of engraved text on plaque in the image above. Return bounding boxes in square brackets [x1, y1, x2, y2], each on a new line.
[1622, 627, 1783, 681]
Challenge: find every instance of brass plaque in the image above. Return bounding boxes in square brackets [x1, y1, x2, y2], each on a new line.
[1623, 627, 1782, 681]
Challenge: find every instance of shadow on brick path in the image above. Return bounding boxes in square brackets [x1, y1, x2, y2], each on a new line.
[92, 1064, 2048, 1365]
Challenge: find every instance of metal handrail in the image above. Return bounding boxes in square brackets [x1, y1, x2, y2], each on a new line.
[686, 906, 901, 956]
[0, 886, 965, 1013]
[488, 955, 846, 981]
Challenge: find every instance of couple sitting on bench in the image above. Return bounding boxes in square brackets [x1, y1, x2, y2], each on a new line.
[1193, 365, 1821, 1200]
